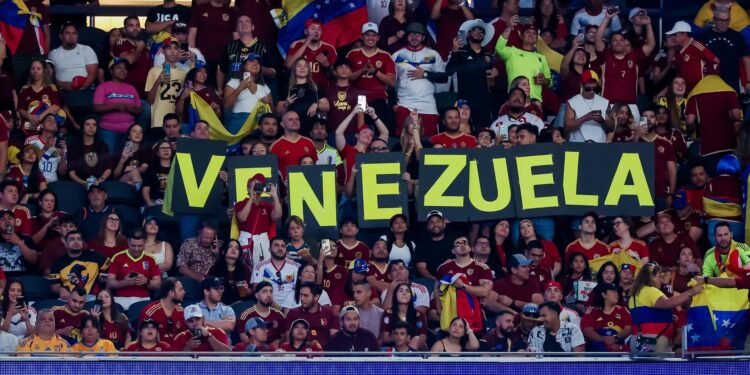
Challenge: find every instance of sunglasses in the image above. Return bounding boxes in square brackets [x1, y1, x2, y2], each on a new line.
[369, 146, 388, 152]
[454, 240, 468, 247]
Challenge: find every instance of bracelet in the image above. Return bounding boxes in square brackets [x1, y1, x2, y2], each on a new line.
[372, 117, 380, 122]
[704, 276, 709, 284]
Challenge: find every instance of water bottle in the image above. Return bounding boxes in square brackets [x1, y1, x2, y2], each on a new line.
[86, 176, 96, 189]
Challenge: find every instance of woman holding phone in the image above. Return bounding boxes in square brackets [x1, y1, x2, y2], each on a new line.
[223, 54, 272, 136]
[0, 278, 36, 338]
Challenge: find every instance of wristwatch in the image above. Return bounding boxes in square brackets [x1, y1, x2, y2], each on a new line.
[704, 276, 709, 284]
[422, 71, 428, 78]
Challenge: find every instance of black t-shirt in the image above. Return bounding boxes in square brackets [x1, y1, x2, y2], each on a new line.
[287, 83, 323, 135]
[146, 4, 191, 27]
[219, 39, 279, 82]
[143, 164, 171, 201]
[543, 330, 564, 352]
[699, 28, 749, 92]
[68, 141, 112, 180]
[415, 235, 454, 277]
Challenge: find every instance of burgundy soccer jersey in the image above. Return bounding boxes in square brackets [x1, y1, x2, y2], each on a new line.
[346, 48, 396, 100]
[287, 40, 337, 89]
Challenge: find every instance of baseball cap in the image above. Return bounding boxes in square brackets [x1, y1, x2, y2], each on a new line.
[666, 21, 692, 35]
[140, 318, 160, 330]
[339, 304, 360, 319]
[162, 36, 179, 49]
[362, 22, 379, 34]
[621, 263, 637, 273]
[88, 184, 106, 193]
[628, 7, 646, 20]
[242, 53, 262, 64]
[245, 317, 268, 331]
[0, 209, 15, 218]
[544, 281, 562, 291]
[522, 303, 540, 318]
[426, 210, 444, 221]
[508, 254, 532, 269]
[255, 280, 273, 293]
[597, 282, 619, 292]
[291, 318, 310, 329]
[183, 304, 203, 320]
[456, 99, 470, 108]
[200, 276, 222, 290]
[305, 18, 323, 29]
[70, 76, 87, 90]
[405, 23, 427, 35]
[109, 57, 130, 70]
[357, 124, 372, 133]
[173, 22, 188, 33]
[581, 70, 599, 84]
[249, 173, 267, 185]
[333, 58, 352, 69]
[352, 258, 369, 273]
[673, 189, 688, 210]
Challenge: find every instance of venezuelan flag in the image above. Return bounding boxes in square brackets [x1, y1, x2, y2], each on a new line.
[272, 0, 367, 55]
[439, 274, 483, 333]
[687, 283, 749, 351]
[0, 0, 43, 54]
[588, 251, 640, 273]
[187, 92, 270, 145]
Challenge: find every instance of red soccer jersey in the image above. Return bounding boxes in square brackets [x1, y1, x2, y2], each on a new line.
[429, 133, 478, 149]
[188, 4, 237, 62]
[580, 305, 632, 352]
[283, 306, 340, 346]
[686, 90, 740, 156]
[564, 239, 611, 262]
[278, 340, 323, 355]
[171, 326, 229, 351]
[17, 84, 61, 114]
[12, 205, 32, 236]
[436, 259, 493, 287]
[236, 305, 285, 343]
[234, 199, 274, 234]
[598, 48, 647, 104]
[639, 135, 675, 198]
[674, 39, 718, 91]
[704, 175, 743, 220]
[52, 306, 87, 340]
[123, 341, 172, 352]
[609, 239, 650, 260]
[380, 310, 428, 336]
[112, 39, 150, 96]
[537, 240, 561, 271]
[529, 264, 553, 285]
[346, 48, 396, 100]
[672, 210, 702, 236]
[139, 300, 187, 346]
[102, 318, 129, 349]
[322, 264, 350, 306]
[269, 135, 317, 179]
[648, 232, 702, 267]
[108, 250, 160, 298]
[287, 40, 337, 89]
[335, 240, 370, 268]
[492, 276, 541, 303]
[367, 262, 390, 285]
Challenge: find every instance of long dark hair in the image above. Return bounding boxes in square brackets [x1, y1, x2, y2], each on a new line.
[490, 220, 516, 266]
[287, 319, 310, 348]
[1, 278, 23, 318]
[97, 289, 128, 332]
[388, 283, 418, 337]
[210, 239, 249, 282]
[533, 0, 560, 36]
[384, 214, 416, 264]
[292, 264, 316, 305]
[596, 261, 621, 286]
[565, 252, 594, 279]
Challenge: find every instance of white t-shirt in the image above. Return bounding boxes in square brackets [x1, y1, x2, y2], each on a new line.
[567, 93, 609, 143]
[48, 44, 98, 82]
[367, 0, 391, 24]
[153, 46, 206, 73]
[24, 137, 60, 182]
[280, 289, 332, 309]
[225, 79, 271, 114]
[379, 235, 414, 266]
[380, 282, 430, 309]
[490, 112, 545, 139]
[570, 8, 622, 37]
[392, 46, 445, 114]
[252, 259, 301, 306]
[528, 321, 586, 352]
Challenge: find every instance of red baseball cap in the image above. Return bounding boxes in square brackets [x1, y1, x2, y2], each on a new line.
[305, 18, 323, 29]
[357, 124, 372, 133]
[581, 70, 599, 84]
[248, 173, 266, 185]
[70, 76, 86, 90]
[544, 281, 562, 291]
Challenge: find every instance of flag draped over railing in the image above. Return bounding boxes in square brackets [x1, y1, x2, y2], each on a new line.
[686, 282, 749, 351]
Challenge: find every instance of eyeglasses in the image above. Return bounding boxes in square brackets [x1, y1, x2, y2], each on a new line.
[612, 220, 625, 226]
[158, 146, 171, 150]
[107, 217, 120, 222]
[453, 240, 468, 247]
[370, 146, 388, 152]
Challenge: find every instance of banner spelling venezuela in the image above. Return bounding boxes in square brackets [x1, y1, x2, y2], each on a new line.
[164, 141, 655, 235]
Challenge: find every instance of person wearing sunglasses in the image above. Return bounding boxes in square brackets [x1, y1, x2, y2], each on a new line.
[198, 276, 236, 335]
[436, 235, 493, 304]
[564, 70, 612, 143]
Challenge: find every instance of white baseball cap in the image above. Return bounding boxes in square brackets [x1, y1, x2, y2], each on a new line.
[362, 22, 379, 34]
[184, 304, 203, 320]
[666, 21, 692, 35]
[628, 7, 646, 20]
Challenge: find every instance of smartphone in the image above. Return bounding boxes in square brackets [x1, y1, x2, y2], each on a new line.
[180, 42, 189, 52]
[607, 4, 619, 14]
[123, 140, 134, 154]
[457, 30, 466, 45]
[357, 95, 367, 112]
[128, 272, 138, 278]
[94, 298, 104, 309]
[321, 239, 332, 257]
[576, 33, 584, 42]
[639, 116, 648, 126]
[184, 80, 194, 92]
[16, 296, 25, 308]
[289, 86, 301, 98]
[243, 72, 251, 81]
[194, 328, 203, 339]
[163, 63, 171, 76]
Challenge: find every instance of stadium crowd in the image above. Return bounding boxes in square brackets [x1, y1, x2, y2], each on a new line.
[1, 0, 750, 357]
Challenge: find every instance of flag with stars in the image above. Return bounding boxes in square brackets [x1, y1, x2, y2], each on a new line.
[687, 283, 749, 351]
[271, 0, 367, 55]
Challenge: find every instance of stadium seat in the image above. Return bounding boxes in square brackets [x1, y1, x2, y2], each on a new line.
[17, 276, 55, 301]
[102, 181, 137, 205]
[127, 300, 152, 328]
[47, 181, 87, 214]
[434, 91, 459, 113]
[230, 300, 255, 318]
[177, 277, 203, 302]
[31, 299, 66, 311]
[111, 204, 142, 234]
[77, 27, 107, 54]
